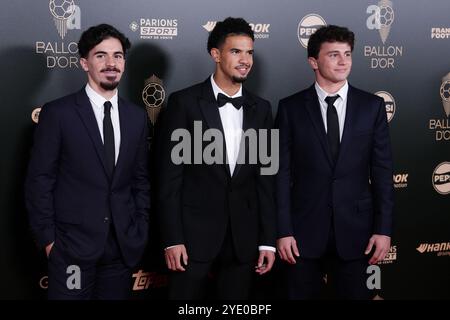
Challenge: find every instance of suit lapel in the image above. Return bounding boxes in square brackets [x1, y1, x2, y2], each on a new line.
[232, 88, 257, 179]
[335, 85, 357, 171]
[198, 79, 230, 177]
[112, 97, 129, 184]
[74, 89, 112, 181]
[304, 86, 334, 167]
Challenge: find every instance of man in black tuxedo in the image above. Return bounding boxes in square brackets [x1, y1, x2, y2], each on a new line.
[275, 25, 394, 299]
[156, 17, 276, 299]
[25, 24, 150, 299]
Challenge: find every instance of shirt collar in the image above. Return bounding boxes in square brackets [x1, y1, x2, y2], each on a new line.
[85, 83, 118, 109]
[210, 74, 243, 100]
[314, 81, 349, 103]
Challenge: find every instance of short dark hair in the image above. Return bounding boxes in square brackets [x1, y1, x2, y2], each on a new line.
[78, 23, 131, 58]
[207, 17, 254, 54]
[307, 25, 354, 58]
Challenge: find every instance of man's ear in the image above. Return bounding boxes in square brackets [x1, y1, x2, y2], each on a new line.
[80, 57, 88, 72]
[308, 56, 318, 70]
[210, 48, 220, 63]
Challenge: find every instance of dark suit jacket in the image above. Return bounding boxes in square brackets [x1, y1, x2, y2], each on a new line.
[156, 78, 276, 263]
[25, 89, 150, 267]
[275, 84, 394, 260]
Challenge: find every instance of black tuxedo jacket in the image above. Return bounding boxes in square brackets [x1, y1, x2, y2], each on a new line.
[156, 78, 276, 263]
[275, 84, 394, 260]
[25, 89, 150, 267]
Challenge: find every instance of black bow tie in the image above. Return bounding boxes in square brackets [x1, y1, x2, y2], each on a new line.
[217, 93, 244, 110]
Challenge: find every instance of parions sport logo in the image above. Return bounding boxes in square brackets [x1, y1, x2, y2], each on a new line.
[35, 0, 81, 69]
[364, 0, 403, 69]
[378, 245, 397, 264]
[432, 162, 450, 195]
[375, 91, 396, 123]
[202, 21, 270, 39]
[129, 18, 178, 40]
[297, 14, 327, 48]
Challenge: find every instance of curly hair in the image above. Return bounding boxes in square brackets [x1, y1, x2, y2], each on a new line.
[78, 24, 131, 58]
[207, 17, 254, 54]
[307, 25, 354, 58]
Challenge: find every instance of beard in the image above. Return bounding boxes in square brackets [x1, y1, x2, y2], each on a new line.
[99, 68, 121, 91]
[232, 75, 247, 83]
[100, 81, 119, 91]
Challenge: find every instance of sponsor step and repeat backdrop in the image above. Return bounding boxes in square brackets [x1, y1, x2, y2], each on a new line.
[0, 0, 449, 299]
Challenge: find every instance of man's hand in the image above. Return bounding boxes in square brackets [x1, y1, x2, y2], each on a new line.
[277, 236, 299, 264]
[365, 234, 391, 265]
[165, 244, 188, 271]
[255, 250, 275, 275]
[45, 242, 54, 258]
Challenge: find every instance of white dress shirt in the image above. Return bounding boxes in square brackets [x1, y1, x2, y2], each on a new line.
[85, 84, 121, 164]
[211, 75, 275, 254]
[314, 81, 349, 141]
[210, 75, 243, 176]
[165, 77, 276, 253]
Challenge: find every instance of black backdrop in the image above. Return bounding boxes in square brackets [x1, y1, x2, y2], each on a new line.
[0, 0, 449, 299]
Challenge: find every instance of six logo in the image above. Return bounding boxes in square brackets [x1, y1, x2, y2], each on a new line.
[440, 72, 450, 117]
[432, 162, 450, 195]
[142, 75, 166, 125]
[49, 0, 81, 39]
[366, 0, 394, 44]
[297, 14, 327, 48]
[375, 91, 396, 122]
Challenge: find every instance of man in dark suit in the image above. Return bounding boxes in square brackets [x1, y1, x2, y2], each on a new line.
[156, 17, 276, 299]
[275, 25, 394, 299]
[25, 24, 150, 299]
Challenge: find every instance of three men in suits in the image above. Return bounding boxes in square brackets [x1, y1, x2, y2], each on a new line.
[25, 24, 150, 299]
[156, 17, 276, 299]
[275, 25, 394, 299]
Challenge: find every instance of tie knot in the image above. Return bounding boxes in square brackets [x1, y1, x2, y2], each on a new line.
[217, 93, 244, 110]
[104, 101, 112, 114]
[325, 95, 339, 106]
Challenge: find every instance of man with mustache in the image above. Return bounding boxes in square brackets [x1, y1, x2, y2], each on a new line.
[25, 24, 150, 299]
[156, 17, 276, 299]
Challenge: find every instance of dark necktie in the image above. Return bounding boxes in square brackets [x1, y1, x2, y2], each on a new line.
[217, 92, 244, 110]
[325, 95, 340, 164]
[103, 101, 115, 177]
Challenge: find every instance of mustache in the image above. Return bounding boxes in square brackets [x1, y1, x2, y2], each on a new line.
[101, 67, 121, 73]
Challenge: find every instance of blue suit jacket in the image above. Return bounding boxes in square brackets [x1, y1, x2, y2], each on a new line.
[25, 89, 150, 267]
[275, 85, 394, 260]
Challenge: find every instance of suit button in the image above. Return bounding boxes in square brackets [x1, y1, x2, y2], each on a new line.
[104, 217, 109, 223]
